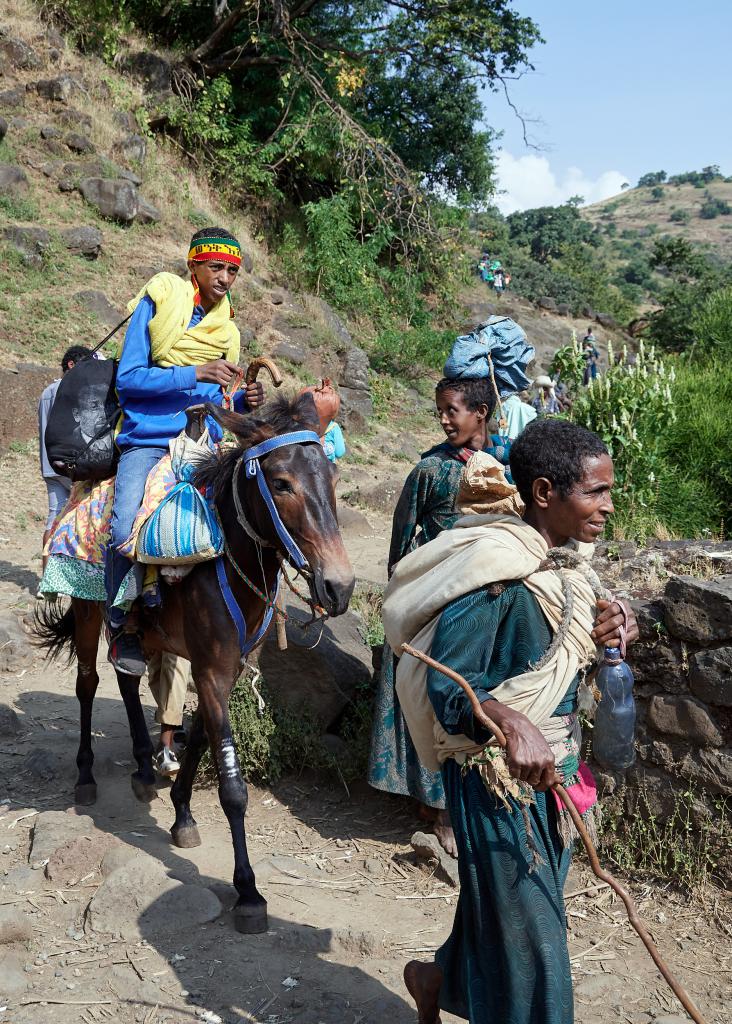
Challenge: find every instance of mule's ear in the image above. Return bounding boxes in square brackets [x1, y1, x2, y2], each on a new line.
[204, 402, 251, 440]
[293, 392, 320, 432]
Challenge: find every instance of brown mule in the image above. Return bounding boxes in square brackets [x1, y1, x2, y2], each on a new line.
[35, 389, 355, 934]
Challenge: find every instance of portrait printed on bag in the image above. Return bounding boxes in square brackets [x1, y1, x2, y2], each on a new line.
[70, 383, 113, 460]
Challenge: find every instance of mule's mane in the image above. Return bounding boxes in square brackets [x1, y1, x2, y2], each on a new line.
[195, 393, 320, 502]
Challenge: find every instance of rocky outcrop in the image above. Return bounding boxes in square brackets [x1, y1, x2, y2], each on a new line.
[60, 225, 103, 259]
[79, 177, 139, 222]
[0, 163, 28, 195]
[2, 225, 50, 267]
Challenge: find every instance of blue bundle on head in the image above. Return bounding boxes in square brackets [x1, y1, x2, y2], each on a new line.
[443, 316, 535, 397]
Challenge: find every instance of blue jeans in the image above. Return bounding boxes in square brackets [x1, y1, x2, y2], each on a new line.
[105, 445, 167, 631]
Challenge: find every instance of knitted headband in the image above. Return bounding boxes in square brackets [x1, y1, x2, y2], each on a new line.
[187, 235, 242, 267]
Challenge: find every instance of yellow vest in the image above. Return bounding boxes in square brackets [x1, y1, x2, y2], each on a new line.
[126, 272, 240, 367]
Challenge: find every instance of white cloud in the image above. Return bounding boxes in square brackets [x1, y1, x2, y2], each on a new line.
[494, 151, 629, 214]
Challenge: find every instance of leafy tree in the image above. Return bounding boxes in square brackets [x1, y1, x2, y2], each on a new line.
[650, 185, 665, 201]
[506, 202, 596, 262]
[647, 238, 732, 351]
[699, 192, 731, 219]
[638, 171, 666, 187]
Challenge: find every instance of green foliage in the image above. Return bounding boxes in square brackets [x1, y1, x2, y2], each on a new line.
[699, 191, 731, 219]
[599, 784, 727, 892]
[218, 667, 374, 786]
[0, 192, 40, 221]
[549, 332, 585, 384]
[43, 0, 131, 60]
[637, 170, 666, 187]
[650, 185, 665, 201]
[690, 285, 732, 360]
[669, 208, 690, 224]
[566, 339, 678, 534]
[506, 202, 597, 263]
[669, 165, 723, 187]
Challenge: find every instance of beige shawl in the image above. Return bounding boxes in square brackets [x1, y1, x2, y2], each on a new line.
[381, 515, 598, 772]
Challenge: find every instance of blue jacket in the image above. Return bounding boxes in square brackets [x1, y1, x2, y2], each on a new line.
[115, 295, 249, 450]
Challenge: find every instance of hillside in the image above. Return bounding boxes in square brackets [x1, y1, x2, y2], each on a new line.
[583, 179, 732, 263]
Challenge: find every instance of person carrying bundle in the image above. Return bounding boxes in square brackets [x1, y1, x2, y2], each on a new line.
[382, 418, 638, 1024]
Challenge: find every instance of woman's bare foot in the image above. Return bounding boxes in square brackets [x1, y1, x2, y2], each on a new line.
[432, 808, 457, 858]
[404, 960, 443, 1024]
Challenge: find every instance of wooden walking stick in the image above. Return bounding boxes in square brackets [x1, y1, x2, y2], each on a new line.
[401, 642, 708, 1024]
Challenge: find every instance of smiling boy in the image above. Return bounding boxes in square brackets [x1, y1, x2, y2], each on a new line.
[105, 227, 265, 676]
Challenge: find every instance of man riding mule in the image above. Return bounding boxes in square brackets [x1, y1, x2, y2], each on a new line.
[36, 229, 355, 934]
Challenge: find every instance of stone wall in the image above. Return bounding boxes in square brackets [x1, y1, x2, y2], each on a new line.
[592, 557, 731, 880]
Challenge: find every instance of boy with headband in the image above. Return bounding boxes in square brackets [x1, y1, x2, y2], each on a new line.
[105, 227, 265, 676]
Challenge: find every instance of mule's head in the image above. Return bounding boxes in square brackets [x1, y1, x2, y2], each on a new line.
[205, 394, 355, 617]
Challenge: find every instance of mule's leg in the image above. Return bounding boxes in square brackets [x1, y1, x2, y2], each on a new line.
[199, 685, 267, 934]
[116, 670, 157, 802]
[170, 710, 209, 849]
[74, 601, 102, 805]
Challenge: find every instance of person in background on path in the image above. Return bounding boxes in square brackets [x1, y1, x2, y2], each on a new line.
[582, 327, 600, 385]
[38, 345, 93, 584]
[531, 374, 561, 416]
[298, 380, 345, 463]
[368, 377, 512, 857]
[105, 226, 266, 676]
[148, 653, 189, 777]
[401, 419, 639, 1024]
[322, 419, 346, 463]
[493, 268, 505, 298]
[499, 389, 537, 441]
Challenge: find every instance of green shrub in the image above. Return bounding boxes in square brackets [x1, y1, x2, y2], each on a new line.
[669, 208, 691, 224]
[690, 285, 732, 360]
[699, 192, 731, 219]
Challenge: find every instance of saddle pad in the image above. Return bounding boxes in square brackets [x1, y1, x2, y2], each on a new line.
[45, 477, 115, 565]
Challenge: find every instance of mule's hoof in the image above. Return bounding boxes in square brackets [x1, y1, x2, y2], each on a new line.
[234, 899, 268, 934]
[171, 824, 201, 849]
[131, 773, 157, 803]
[74, 783, 97, 806]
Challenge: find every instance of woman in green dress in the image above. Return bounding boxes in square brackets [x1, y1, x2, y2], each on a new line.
[367, 377, 511, 852]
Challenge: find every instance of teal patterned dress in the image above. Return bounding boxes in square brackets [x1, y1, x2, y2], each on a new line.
[367, 437, 511, 808]
[428, 582, 577, 1024]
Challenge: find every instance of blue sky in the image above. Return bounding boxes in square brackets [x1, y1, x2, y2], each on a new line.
[485, 1, 732, 212]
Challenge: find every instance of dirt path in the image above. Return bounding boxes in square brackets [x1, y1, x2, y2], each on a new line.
[0, 450, 730, 1024]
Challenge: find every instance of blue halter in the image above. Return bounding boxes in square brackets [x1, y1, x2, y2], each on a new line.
[242, 429, 321, 570]
[215, 428, 321, 658]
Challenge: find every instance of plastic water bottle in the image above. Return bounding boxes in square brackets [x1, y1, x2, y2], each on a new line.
[593, 646, 636, 770]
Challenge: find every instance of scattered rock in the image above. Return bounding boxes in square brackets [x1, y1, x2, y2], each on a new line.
[57, 107, 92, 130]
[258, 602, 372, 728]
[664, 574, 732, 643]
[46, 831, 121, 885]
[88, 850, 221, 939]
[0, 116, 7, 141]
[647, 694, 724, 748]
[9, 116, 29, 129]
[311, 297, 352, 346]
[45, 138, 68, 157]
[0, 37, 42, 70]
[272, 339, 308, 365]
[241, 251, 254, 274]
[100, 844, 138, 877]
[123, 51, 172, 94]
[60, 225, 103, 259]
[79, 177, 139, 223]
[336, 505, 371, 531]
[0, 703, 22, 736]
[538, 296, 558, 311]
[344, 471, 403, 514]
[339, 386, 373, 431]
[29, 810, 94, 868]
[65, 131, 95, 154]
[1, 865, 41, 891]
[40, 124, 60, 139]
[3, 223, 50, 268]
[688, 647, 732, 707]
[112, 110, 137, 131]
[339, 346, 370, 391]
[595, 312, 616, 328]
[0, 612, 37, 671]
[114, 132, 146, 164]
[0, 87, 26, 109]
[575, 973, 616, 1002]
[0, 906, 33, 945]
[556, 302, 571, 316]
[410, 831, 460, 887]
[22, 748, 56, 780]
[36, 75, 77, 103]
[0, 949, 29, 994]
[270, 288, 287, 305]
[134, 197, 161, 224]
[74, 289, 125, 326]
